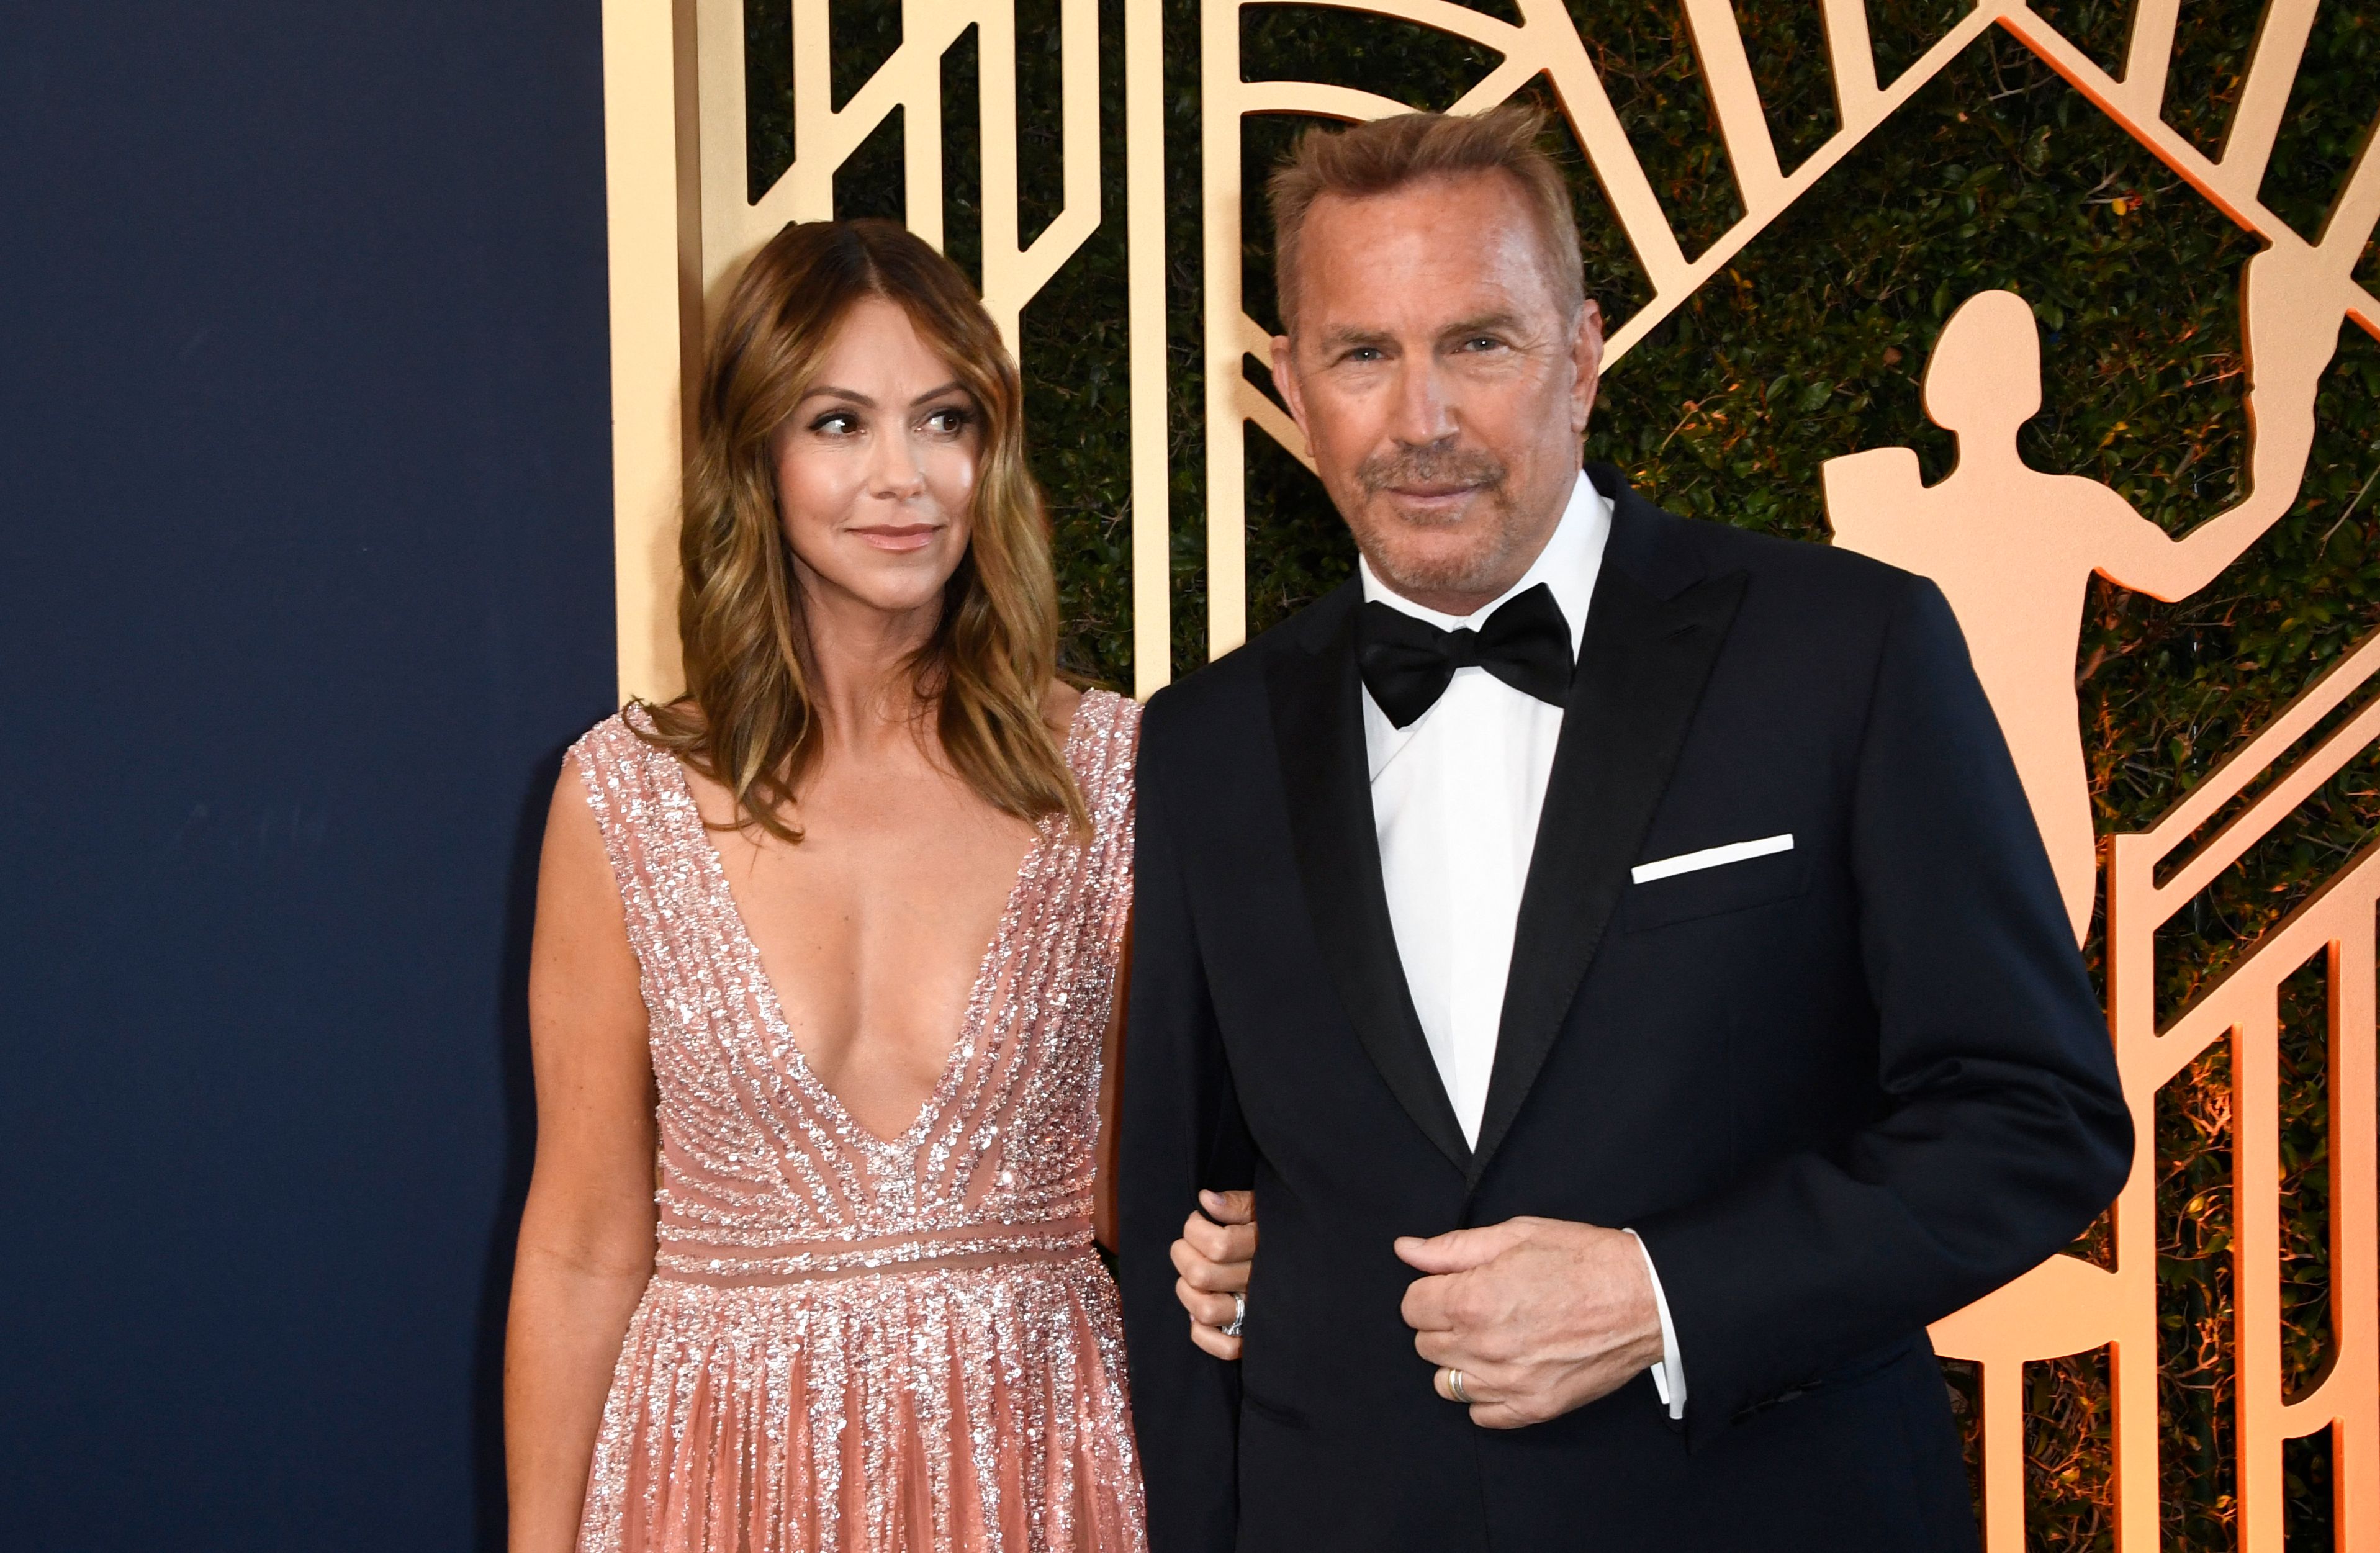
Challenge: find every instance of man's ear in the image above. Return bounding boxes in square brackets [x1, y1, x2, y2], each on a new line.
[1270, 332, 1314, 457]
[1570, 299, 1605, 436]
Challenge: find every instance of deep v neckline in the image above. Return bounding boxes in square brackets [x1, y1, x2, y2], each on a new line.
[663, 701, 1093, 1151]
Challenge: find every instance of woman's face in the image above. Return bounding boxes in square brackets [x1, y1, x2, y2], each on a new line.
[772, 294, 982, 623]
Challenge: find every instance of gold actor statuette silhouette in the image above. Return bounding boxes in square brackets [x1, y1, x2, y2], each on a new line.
[1823, 267, 2346, 942]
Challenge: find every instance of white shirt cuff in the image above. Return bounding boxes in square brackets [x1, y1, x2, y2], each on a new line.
[1623, 1228, 1687, 1420]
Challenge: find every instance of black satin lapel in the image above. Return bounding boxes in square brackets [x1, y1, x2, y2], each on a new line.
[1265, 613, 1472, 1173]
[1467, 564, 1749, 1182]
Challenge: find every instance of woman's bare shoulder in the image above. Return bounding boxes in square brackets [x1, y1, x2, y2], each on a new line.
[1042, 679, 1086, 736]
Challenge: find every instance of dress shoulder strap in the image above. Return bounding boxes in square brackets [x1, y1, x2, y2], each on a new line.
[566, 706, 701, 966]
[1061, 689, 1140, 937]
[1068, 689, 1140, 833]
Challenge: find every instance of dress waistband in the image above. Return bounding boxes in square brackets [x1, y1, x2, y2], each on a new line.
[652, 1216, 1096, 1288]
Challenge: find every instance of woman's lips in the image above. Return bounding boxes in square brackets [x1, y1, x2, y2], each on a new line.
[852, 524, 939, 552]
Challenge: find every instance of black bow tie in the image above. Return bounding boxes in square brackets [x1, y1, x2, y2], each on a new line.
[1355, 583, 1574, 729]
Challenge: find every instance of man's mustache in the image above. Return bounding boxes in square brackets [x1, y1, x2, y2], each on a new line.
[1356, 445, 1509, 503]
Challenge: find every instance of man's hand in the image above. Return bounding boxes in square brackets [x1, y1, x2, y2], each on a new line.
[1396, 1217, 1664, 1429]
[1172, 1189, 1257, 1359]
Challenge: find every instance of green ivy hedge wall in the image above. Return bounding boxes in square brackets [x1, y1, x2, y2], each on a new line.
[755, 0, 2379, 1542]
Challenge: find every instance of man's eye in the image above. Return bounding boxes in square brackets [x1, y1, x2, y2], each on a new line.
[1343, 347, 1384, 364]
[1460, 336, 1503, 352]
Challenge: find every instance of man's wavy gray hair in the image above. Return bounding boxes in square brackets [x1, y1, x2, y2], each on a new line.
[1268, 102, 1586, 335]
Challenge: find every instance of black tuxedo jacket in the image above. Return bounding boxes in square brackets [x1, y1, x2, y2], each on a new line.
[1118, 466, 2132, 1551]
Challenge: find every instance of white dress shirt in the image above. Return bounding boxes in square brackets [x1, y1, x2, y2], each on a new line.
[1359, 469, 1688, 1420]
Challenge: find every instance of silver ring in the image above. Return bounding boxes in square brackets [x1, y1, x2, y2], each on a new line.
[1447, 1367, 1471, 1405]
[1220, 1291, 1245, 1338]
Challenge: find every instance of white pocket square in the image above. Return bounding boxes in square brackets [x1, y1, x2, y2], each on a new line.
[1630, 834, 1795, 885]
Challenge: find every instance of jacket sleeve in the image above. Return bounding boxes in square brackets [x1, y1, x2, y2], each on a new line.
[1632, 572, 2133, 1446]
[1118, 695, 1251, 1548]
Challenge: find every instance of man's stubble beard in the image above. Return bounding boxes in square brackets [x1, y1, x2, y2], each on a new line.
[1344, 442, 1537, 599]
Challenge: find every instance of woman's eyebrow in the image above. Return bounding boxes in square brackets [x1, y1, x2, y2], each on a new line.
[796, 381, 969, 410]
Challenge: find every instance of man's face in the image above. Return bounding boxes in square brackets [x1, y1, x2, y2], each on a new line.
[1273, 171, 1602, 616]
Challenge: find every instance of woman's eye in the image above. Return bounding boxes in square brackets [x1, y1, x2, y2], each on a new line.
[811, 411, 859, 436]
[922, 406, 974, 436]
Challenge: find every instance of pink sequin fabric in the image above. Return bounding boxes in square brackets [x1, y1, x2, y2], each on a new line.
[567, 691, 1146, 1553]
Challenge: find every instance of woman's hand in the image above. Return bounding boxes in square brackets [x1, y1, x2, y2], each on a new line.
[1171, 1189, 1258, 1359]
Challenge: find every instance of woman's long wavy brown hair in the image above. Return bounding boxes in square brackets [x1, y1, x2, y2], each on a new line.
[636, 218, 1083, 842]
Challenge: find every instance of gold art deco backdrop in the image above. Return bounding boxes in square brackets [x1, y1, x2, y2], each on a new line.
[602, 1, 2380, 1545]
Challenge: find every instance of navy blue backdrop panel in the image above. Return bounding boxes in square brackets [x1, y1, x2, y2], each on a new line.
[1, 3, 613, 1546]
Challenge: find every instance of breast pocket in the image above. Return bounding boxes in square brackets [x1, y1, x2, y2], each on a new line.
[1617, 833, 1812, 932]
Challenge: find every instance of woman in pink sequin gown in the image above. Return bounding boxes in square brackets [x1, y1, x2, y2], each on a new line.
[505, 218, 1146, 1552]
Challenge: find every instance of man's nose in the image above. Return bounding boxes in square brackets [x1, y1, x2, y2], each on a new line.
[1387, 359, 1456, 447]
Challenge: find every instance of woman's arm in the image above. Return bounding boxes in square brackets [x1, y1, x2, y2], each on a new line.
[505, 767, 659, 1553]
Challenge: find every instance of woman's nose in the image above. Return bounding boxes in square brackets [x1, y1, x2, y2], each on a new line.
[870, 428, 927, 498]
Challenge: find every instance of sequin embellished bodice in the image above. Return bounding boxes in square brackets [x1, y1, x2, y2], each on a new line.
[568, 690, 1145, 1553]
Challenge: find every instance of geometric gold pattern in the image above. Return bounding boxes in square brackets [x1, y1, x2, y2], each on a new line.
[1206, 0, 2380, 681]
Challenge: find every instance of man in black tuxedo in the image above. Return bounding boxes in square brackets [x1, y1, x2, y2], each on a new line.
[1117, 103, 2132, 1551]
